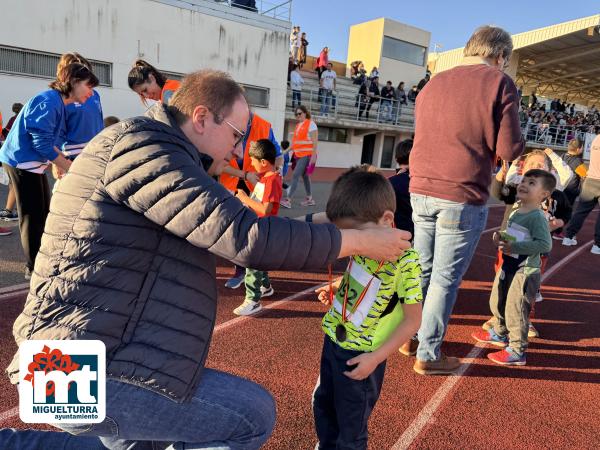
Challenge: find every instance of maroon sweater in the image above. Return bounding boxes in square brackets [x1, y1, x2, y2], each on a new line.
[410, 64, 524, 205]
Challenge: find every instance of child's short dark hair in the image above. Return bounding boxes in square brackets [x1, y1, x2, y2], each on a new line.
[326, 165, 396, 224]
[249, 139, 277, 165]
[281, 140, 290, 150]
[523, 169, 557, 193]
[395, 139, 413, 165]
[567, 138, 582, 153]
[103, 116, 120, 128]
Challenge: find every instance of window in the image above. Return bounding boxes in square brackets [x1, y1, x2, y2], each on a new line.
[161, 70, 184, 81]
[241, 84, 270, 108]
[382, 36, 427, 67]
[318, 127, 348, 143]
[380, 136, 396, 168]
[0, 45, 112, 86]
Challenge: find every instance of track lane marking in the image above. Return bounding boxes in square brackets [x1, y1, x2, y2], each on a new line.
[390, 240, 594, 450]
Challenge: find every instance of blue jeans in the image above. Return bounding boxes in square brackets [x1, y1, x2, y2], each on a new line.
[56, 369, 276, 450]
[292, 90, 301, 108]
[320, 89, 332, 114]
[410, 194, 488, 362]
[0, 428, 106, 450]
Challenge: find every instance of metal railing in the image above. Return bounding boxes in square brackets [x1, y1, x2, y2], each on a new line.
[520, 122, 587, 149]
[213, 0, 291, 20]
[287, 88, 416, 126]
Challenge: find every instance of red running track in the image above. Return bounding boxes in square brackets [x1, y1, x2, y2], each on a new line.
[1, 206, 599, 449]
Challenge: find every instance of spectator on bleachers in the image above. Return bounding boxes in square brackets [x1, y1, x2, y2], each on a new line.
[299, 32, 309, 69]
[369, 66, 380, 79]
[319, 63, 337, 116]
[290, 64, 304, 109]
[290, 26, 299, 60]
[417, 73, 430, 94]
[315, 47, 329, 80]
[407, 85, 419, 103]
[380, 81, 397, 122]
[358, 76, 380, 120]
[396, 82, 408, 105]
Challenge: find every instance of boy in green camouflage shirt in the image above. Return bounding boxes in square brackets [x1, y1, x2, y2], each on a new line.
[313, 165, 422, 450]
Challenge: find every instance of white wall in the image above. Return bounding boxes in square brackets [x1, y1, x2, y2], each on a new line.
[316, 133, 363, 168]
[0, 0, 290, 138]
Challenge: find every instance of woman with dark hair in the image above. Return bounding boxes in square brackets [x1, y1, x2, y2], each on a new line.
[56, 52, 104, 164]
[0, 58, 99, 279]
[281, 105, 318, 208]
[298, 32, 309, 68]
[127, 59, 181, 104]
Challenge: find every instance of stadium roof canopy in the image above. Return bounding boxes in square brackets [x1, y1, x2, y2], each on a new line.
[430, 14, 600, 106]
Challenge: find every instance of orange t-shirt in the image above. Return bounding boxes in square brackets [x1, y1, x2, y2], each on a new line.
[250, 172, 283, 217]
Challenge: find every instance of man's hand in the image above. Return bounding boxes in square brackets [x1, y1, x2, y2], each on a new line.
[543, 148, 554, 156]
[236, 189, 249, 200]
[356, 228, 411, 261]
[344, 352, 381, 380]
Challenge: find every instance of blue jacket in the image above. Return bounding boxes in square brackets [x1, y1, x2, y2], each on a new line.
[0, 89, 65, 171]
[58, 90, 103, 157]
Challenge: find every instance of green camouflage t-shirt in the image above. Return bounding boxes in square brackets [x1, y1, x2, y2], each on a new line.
[322, 249, 423, 352]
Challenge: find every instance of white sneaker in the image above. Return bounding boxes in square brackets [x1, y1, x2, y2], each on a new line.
[233, 300, 263, 316]
[591, 245, 600, 255]
[528, 324, 539, 338]
[562, 237, 577, 246]
[260, 285, 275, 298]
[535, 292, 543, 303]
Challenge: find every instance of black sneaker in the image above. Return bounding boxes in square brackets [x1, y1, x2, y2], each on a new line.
[0, 209, 18, 221]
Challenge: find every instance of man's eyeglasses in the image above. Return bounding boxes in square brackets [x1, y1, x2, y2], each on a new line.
[224, 119, 247, 147]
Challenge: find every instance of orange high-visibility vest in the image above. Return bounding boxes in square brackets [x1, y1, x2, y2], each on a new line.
[219, 114, 272, 192]
[160, 79, 181, 104]
[292, 119, 314, 158]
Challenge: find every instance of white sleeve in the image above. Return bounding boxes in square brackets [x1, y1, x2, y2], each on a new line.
[309, 121, 318, 133]
[547, 151, 574, 190]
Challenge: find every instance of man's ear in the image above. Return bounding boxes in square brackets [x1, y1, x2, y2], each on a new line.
[191, 105, 210, 134]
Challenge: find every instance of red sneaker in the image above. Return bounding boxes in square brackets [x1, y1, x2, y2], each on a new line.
[487, 348, 526, 366]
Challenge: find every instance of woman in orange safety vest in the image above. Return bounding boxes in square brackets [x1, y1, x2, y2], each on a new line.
[280, 105, 318, 209]
[127, 59, 181, 105]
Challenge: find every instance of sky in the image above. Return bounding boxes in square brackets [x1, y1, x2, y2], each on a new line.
[290, 0, 599, 61]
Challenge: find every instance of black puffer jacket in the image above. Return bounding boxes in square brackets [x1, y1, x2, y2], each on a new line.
[7, 104, 341, 402]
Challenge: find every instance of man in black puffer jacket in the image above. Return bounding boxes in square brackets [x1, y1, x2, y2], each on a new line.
[6, 70, 412, 450]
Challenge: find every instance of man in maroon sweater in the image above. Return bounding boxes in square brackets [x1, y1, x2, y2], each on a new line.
[408, 26, 525, 375]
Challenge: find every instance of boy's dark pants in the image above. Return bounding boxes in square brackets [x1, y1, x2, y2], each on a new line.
[313, 336, 386, 450]
[490, 267, 540, 354]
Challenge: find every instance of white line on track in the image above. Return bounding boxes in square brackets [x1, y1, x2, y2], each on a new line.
[0, 407, 18, 424]
[390, 240, 594, 450]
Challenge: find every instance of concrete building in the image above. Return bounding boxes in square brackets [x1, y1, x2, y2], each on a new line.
[346, 18, 431, 90]
[0, 0, 291, 138]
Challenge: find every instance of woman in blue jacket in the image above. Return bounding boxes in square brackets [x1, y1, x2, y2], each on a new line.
[0, 60, 99, 279]
[56, 53, 104, 162]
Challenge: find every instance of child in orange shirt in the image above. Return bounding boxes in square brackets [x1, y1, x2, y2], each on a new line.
[233, 139, 283, 316]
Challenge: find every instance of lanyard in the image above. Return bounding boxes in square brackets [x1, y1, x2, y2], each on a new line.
[328, 258, 385, 323]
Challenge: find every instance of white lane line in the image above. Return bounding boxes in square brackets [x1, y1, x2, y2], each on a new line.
[390, 240, 594, 450]
[482, 226, 500, 234]
[0, 406, 18, 425]
[214, 281, 326, 333]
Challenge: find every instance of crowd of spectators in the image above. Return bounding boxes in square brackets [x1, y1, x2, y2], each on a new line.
[521, 97, 600, 145]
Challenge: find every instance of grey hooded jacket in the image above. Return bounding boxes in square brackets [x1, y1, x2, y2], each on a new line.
[7, 103, 341, 402]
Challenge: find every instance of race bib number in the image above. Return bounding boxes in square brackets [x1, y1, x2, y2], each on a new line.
[333, 261, 382, 327]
